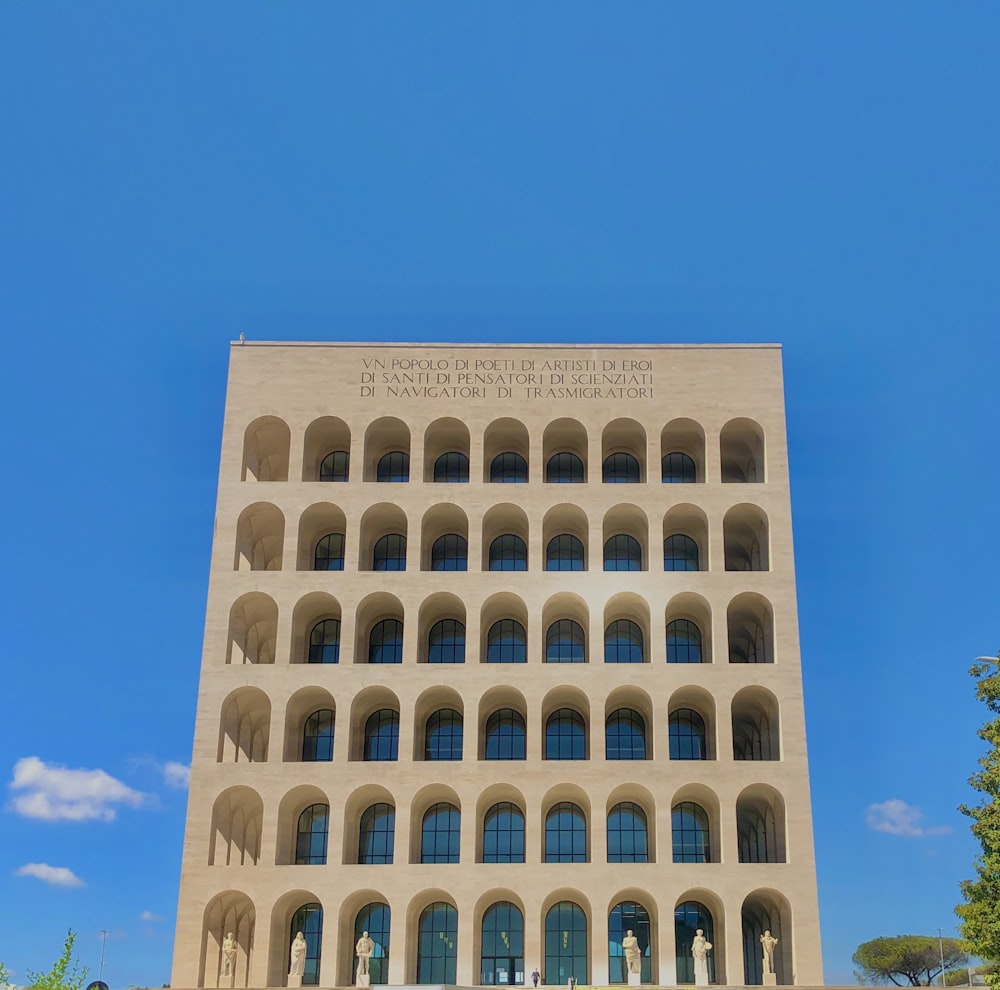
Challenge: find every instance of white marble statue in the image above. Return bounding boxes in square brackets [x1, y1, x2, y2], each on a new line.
[761, 930, 778, 980]
[289, 931, 307, 986]
[221, 932, 237, 980]
[356, 930, 375, 987]
[691, 929, 713, 988]
[623, 929, 642, 974]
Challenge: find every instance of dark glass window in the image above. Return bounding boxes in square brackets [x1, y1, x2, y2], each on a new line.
[669, 708, 707, 760]
[484, 708, 526, 760]
[490, 452, 528, 483]
[604, 534, 642, 571]
[545, 619, 586, 663]
[545, 452, 585, 483]
[675, 902, 715, 985]
[609, 901, 651, 984]
[486, 619, 527, 663]
[314, 533, 345, 571]
[416, 902, 457, 984]
[545, 803, 587, 863]
[308, 619, 341, 664]
[301, 709, 334, 762]
[372, 533, 406, 571]
[369, 618, 403, 664]
[363, 710, 399, 761]
[481, 901, 525, 986]
[605, 619, 645, 664]
[672, 802, 710, 863]
[489, 535, 527, 571]
[358, 803, 395, 864]
[607, 802, 648, 864]
[482, 802, 525, 864]
[427, 619, 466, 664]
[666, 619, 703, 664]
[431, 534, 468, 571]
[353, 903, 390, 985]
[546, 534, 585, 571]
[376, 451, 409, 482]
[319, 450, 349, 482]
[420, 802, 461, 863]
[290, 903, 323, 986]
[294, 803, 329, 865]
[545, 708, 586, 760]
[433, 451, 470, 483]
[662, 452, 697, 484]
[545, 902, 587, 985]
[605, 709, 647, 760]
[602, 452, 641, 483]
[425, 709, 463, 761]
[663, 534, 699, 572]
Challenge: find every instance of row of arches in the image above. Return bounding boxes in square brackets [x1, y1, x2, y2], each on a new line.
[234, 500, 769, 573]
[226, 590, 775, 666]
[242, 415, 766, 485]
[218, 684, 780, 764]
[202, 886, 791, 987]
[210, 781, 787, 868]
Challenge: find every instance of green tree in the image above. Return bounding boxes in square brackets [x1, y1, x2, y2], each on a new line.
[853, 935, 966, 986]
[0, 960, 11, 989]
[957, 654, 1000, 990]
[26, 930, 88, 990]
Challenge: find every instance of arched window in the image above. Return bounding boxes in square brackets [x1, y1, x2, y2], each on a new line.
[605, 709, 647, 760]
[604, 534, 642, 571]
[669, 709, 707, 760]
[605, 619, 645, 663]
[672, 802, 710, 863]
[607, 802, 648, 864]
[319, 450, 350, 482]
[289, 903, 323, 986]
[420, 802, 461, 863]
[545, 708, 586, 760]
[544, 902, 587, 984]
[294, 803, 329, 864]
[427, 619, 466, 664]
[376, 451, 409, 482]
[545, 619, 586, 663]
[738, 800, 780, 863]
[545, 803, 587, 862]
[363, 710, 399, 761]
[372, 534, 406, 571]
[369, 619, 403, 664]
[609, 901, 651, 984]
[416, 902, 458, 984]
[662, 452, 696, 484]
[353, 903, 390, 985]
[603, 452, 641, 483]
[481, 901, 525, 985]
[431, 534, 468, 571]
[666, 619, 702, 664]
[675, 902, 715, 985]
[482, 802, 525, 864]
[490, 452, 528, 483]
[546, 452, 585, 483]
[663, 534, 699, 572]
[308, 619, 341, 664]
[546, 534, 585, 571]
[484, 708, 526, 760]
[314, 533, 345, 571]
[434, 452, 470, 483]
[358, 803, 395, 864]
[301, 709, 334, 762]
[489, 535, 527, 571]
[486, 619, 527, 663]
[425, 709, 463, 761]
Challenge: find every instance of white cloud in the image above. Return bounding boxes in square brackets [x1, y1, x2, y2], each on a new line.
[139, 910, 164, 922]
[163, 761, 190, 789]
[15, 862, 85, 887]
[866, 798, 951, 837]
[9, 756, 148, 822]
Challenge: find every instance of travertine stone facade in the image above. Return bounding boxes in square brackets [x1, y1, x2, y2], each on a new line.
[171, 342, 823, 989]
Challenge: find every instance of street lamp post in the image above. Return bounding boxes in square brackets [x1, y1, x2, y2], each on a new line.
[939, 929, 948, 987]
[99, 931, 108, 983]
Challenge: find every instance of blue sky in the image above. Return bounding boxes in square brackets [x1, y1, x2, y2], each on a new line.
[1, 3, 998, 986]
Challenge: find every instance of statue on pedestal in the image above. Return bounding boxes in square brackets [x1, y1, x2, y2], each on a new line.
[691, 929, 713, 988]
[288, 931, 307, 987]
[355, 931, 375, 987]
[761, 930, 778, 982]
[221, 933, 237, 983]
[622, 930, 642, 984]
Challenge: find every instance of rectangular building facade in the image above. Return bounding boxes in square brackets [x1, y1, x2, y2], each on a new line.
[172, 342, 823, 989]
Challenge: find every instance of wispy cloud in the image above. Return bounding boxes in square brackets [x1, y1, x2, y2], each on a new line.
[866, 798, 950, 837]
[162, 761, 190, 790]
[140, 910, 164, 922]
[9, 756, 149, 822]
[15, 862, 85, 887]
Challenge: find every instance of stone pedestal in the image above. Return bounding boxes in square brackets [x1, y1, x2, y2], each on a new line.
[287, 976, 302, 988]
[356, 973, 371, 988]
[764, 973, 777, 986]
[628, 973, 641, 986]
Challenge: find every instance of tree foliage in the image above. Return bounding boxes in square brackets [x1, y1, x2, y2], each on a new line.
[957, 654, 1000, 990]
[853, 935, 966, 986]
[25, 930, 88, 990]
